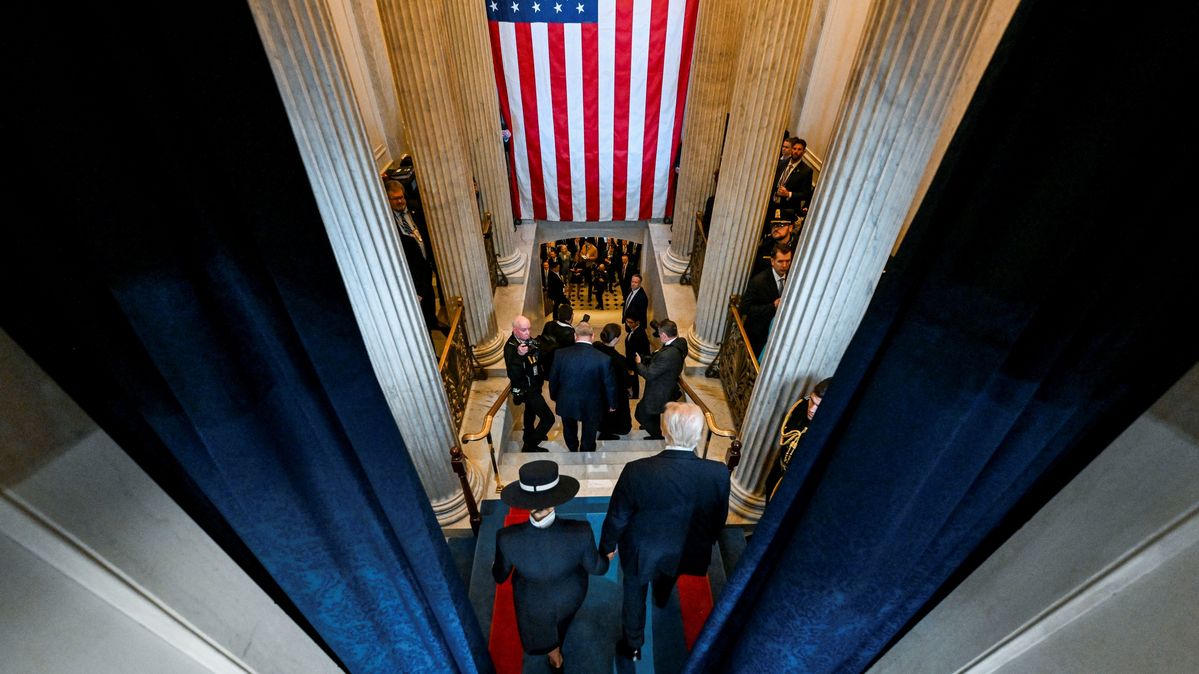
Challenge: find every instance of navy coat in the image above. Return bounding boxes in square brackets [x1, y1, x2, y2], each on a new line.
[493, 517, 609, 654]
[549, 342, 617, 422]
[599, 450, 730, 581]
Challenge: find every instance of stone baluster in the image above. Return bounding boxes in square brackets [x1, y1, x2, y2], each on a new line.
[445, 0, 524, 276]
[248, 0, 480, 525]
[687, 0, 815, 364]
[377, 0, 505, 365]
[730, 0, 995, 519]
[663, 0, 747, 274]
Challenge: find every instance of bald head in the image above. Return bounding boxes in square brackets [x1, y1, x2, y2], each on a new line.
[511, 315, 532, 341]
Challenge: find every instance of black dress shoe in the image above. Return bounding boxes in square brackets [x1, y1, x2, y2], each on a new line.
[615, 640, 641, 661]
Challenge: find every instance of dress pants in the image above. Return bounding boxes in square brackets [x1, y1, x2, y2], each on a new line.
[561, 417, 599, 452]
[621, 572, 678, 649]
[634, 402, 662, 438]
[521, 390, 555, 449]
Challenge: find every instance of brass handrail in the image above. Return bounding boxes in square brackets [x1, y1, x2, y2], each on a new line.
[707, 294, 760, 430]
[437, 298, 464, 372]
[438, 297, 477, 431]
[460, 383, 512, 494]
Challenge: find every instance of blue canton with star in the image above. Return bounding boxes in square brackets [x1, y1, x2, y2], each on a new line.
[487, 0, 597, 23]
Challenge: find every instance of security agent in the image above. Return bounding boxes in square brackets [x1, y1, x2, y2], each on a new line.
[505, 315, 554, 452]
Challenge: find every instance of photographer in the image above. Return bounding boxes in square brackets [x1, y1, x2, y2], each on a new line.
[505, 315, 554, 452]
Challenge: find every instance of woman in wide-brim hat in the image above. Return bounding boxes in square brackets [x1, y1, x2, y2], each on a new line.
[492, 460, 609, 674]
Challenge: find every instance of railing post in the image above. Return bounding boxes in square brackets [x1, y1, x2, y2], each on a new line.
[726, 440, 742, 472]
[450, 445, 481, 535]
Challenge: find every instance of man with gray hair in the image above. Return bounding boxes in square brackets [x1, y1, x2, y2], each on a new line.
[549, 322, 617, 452]
[599, 402, 730, 661]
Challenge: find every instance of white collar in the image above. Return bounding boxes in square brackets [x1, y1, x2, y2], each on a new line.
[772, 268, 786, 286]
[530, 510, 556, 528]
[664, 445, 695, 453]
[661, 335, 676, 346]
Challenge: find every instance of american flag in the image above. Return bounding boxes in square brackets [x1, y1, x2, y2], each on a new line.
[486, 0, 699, 222]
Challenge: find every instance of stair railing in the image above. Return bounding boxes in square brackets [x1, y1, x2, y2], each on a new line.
[460, 383, 512, 496]
[677, 376, 741, 471]
[679, 210, 708, 297]
[481, 211, 509, 290]
[438, 297, 485, 431]
[705, 294, 760, 430]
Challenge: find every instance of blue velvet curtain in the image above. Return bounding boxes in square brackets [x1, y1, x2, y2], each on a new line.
[5, 4, 491, 673]
[686, 1, 1198, 672]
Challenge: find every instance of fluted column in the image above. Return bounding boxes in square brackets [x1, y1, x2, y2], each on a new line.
[664, 0, 746, 273]
[687, 0, 814, 363]
[377, 1, 505, 365]
[445, 0, 523, 276]
[248, 0, 480, 525]
[729, 0, 995, 519]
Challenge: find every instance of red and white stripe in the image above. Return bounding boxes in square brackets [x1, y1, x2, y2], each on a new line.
[488, 0, 699, 222]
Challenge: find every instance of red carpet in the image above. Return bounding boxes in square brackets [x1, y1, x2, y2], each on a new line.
[489, 507, 530, 674]
[676, 575, 714, 651]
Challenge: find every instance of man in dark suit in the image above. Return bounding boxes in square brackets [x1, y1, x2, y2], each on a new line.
[770, 137, 814, 215]
[752, 212, 798, 277]
[633, 319, 688, 440]
[595, 322, 632, 439]
[741, 243, 793, 356]
[549, 322, 617, 452]
[600, 402, 730, 661]
[623, 317, 651, 399]
[386, 180, 447, 334]
[494, 460, 609, 674]
[538, 304, 576, 377]
[546, 260, 568, 318]
[616, 254, 637, 297]
[622, 274, 648, 326]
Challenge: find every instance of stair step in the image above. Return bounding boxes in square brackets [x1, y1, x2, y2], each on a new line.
[504, 438, 666, 454]
[500, 449, 661, 466]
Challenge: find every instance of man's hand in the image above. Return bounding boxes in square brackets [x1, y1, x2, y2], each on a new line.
[607, 548, 617, 560]
[517, 343, 529, 356]
[635, 353, 642, 364]
[773, 298, 781, 308]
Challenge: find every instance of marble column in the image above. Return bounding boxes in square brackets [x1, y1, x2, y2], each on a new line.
[377, 0, 505, 365]
[687, 0, 814, 363]
[664, 0, 746, 274]
[248, 0, 481, 525]
[729, 0, 996, 519]
[445, 0, 523, 276]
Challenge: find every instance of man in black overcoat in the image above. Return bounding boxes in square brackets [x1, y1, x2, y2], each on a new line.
[539, 304, 576, 377]
[599, 403, 730, 661]
[621, 273, 648, 326]
[632, 319, 688, 439]
[494, 460, 609, 674]
[741, 242, 793, 356]
[549, 322, 617, 452]
[505, 315, 554, 452]
[595, 322, 632, 439]
[546, 260, 568, 318]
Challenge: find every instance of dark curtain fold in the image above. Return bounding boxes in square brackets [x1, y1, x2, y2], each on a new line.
[5, 3, 491, 673]
[686, 1, 1199, 672]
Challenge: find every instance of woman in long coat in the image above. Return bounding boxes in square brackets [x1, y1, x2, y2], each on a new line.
[493, 460, 609, 673]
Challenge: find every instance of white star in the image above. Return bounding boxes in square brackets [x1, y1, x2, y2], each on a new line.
[511, 2, 519, 12]
[554, 2, 562, 12]
[576, 2, 584, 13]
[489, 1, 498, 11]
[532, 1, 540, 11]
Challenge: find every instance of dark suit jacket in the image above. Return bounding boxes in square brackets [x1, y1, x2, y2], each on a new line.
[741, 268, 781, 354]
[547, 270, 566, 304]
[594, 342, 632, 434]
[622, 287, 648, 325]
[392, 209, 433, 297]
[616, 261, 638, 296]
[550, 342, 617, 422]
[538, 320, 575, 376]
[599, 450, 730, 581]
[772, 158, 814, 211]
[635, 337, 688, 413]
[493, 517, 609, 654]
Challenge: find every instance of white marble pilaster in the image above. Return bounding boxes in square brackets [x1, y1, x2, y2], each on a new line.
[248, 0, 480, 525]
[377, 0, 505, 366]
[688, 0, 815, 363]
[665, 0, 746, 274]
[445, 0, 523, 275]
[730, 0, 996, 519]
